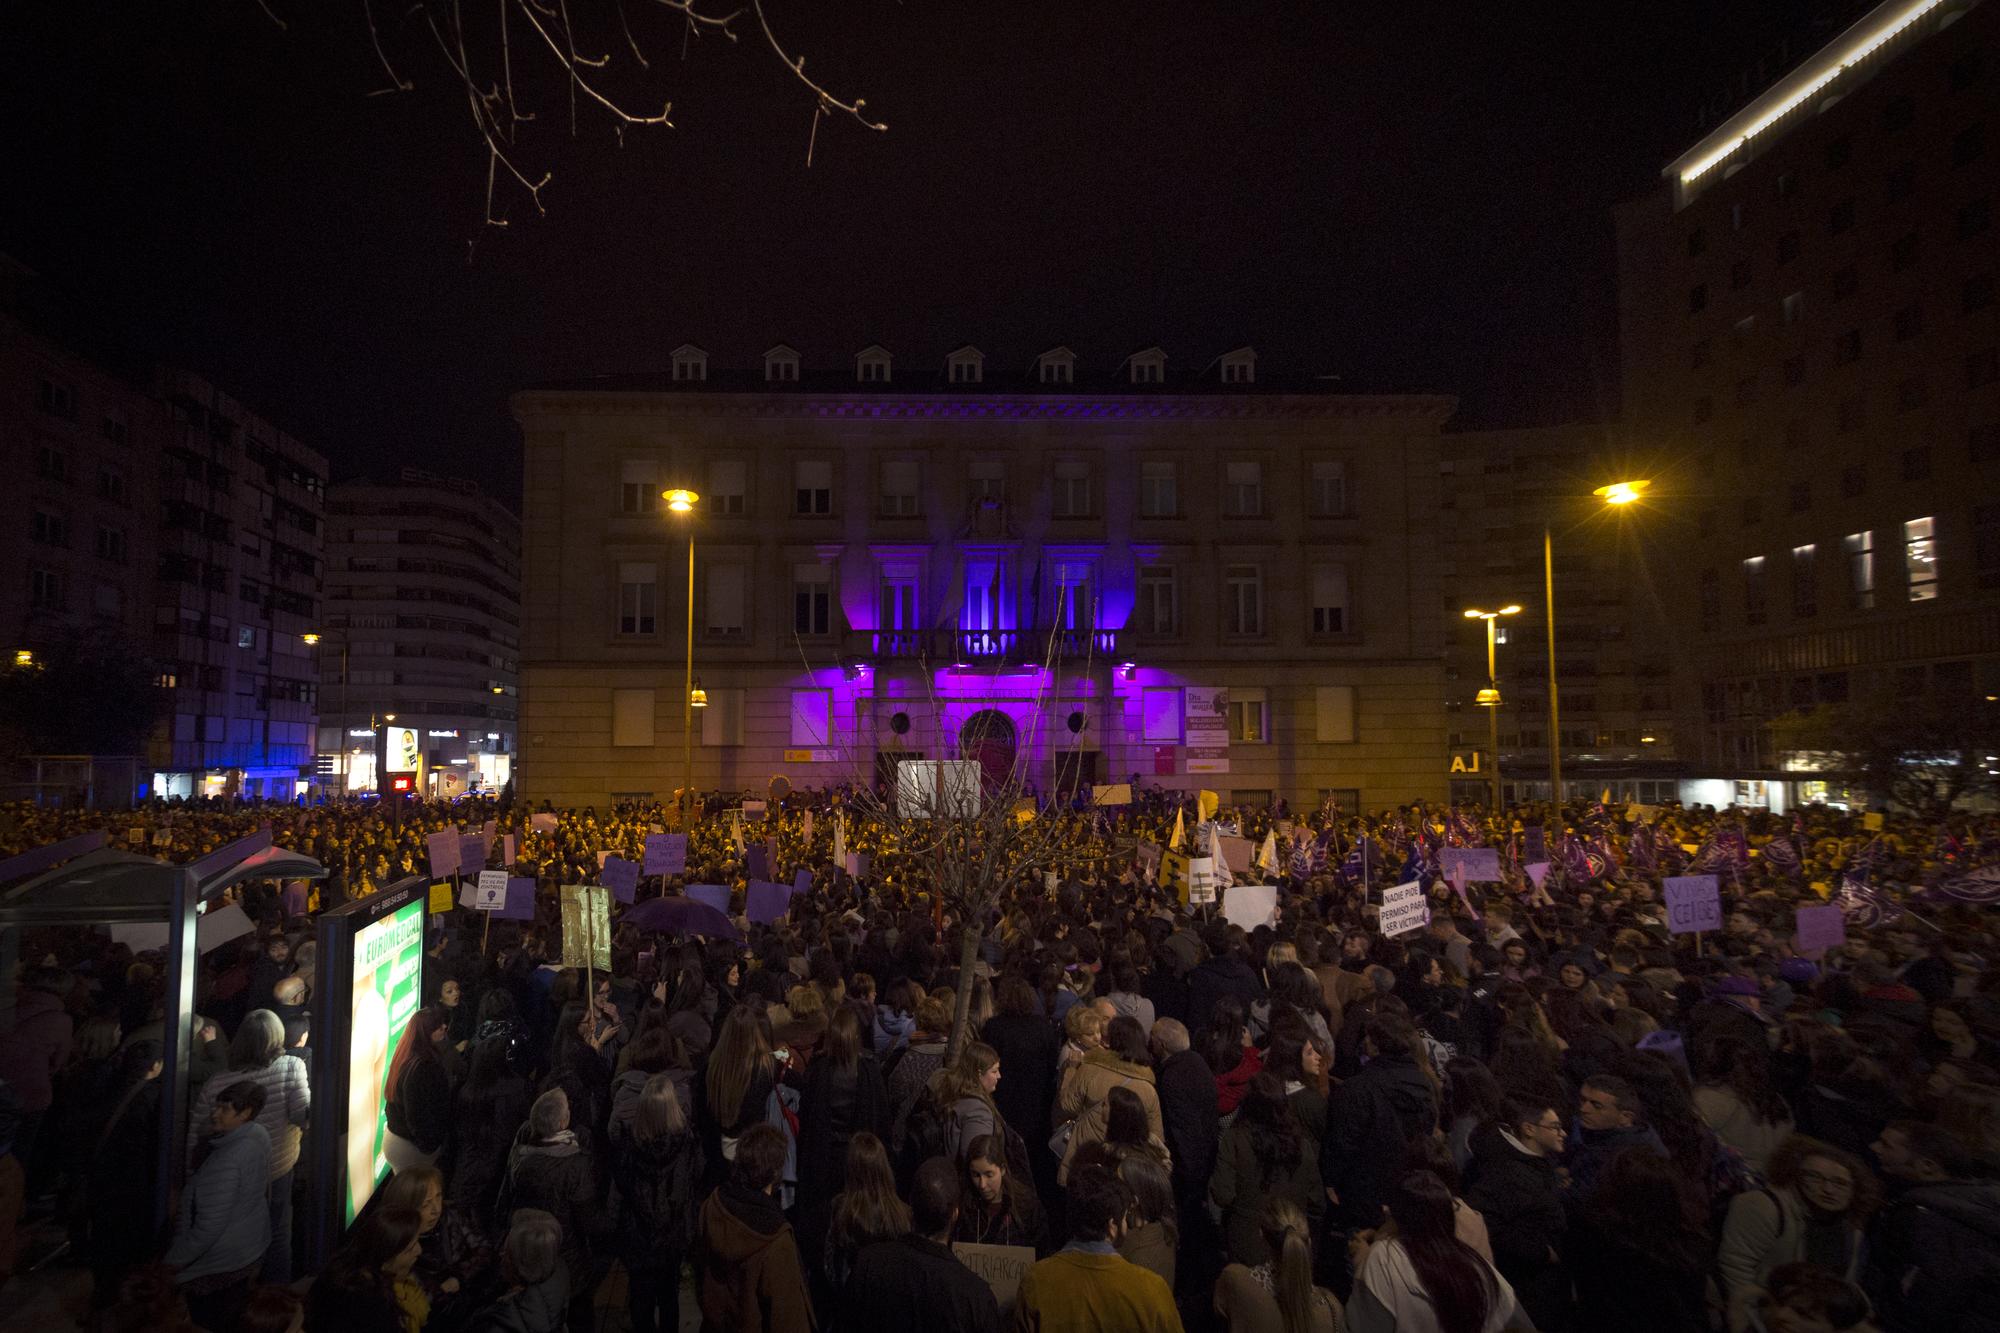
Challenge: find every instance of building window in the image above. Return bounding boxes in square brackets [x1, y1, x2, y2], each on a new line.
[879, 563, 919, 632]
[1833, 265, 1859, 298]
[1052, 459, 1093, 518]
[1961, 196, 1993, 238]
[1137, 565, 1178, 637]
[33, 440, 68, 482]
[1039, 358, 1073, 386]
[1975, 504, 2000, 589]
[1223, 460, 1263, 517]
[1891, 231, 1920, 270]
[948, 356, 982, 385]
[1689, 284, 1708, 313]
[1226, 688, 1268, 743]
[705, 562, 746, 636]
[1224, 564, 1263, 637]
[619, 459, 658, 514]
[94, 526, 126, 564]
[1049, 560, 1095, 629]
[1776, 230, 1800, 264]
[1842, 463, 1868, 497]
[1699, 568, 1720, 630]
[969, 456, 1005, 505]
[610, 688, 654, 747]
[1902, 446, 1933, 481]
[794, 459, 832, 515]
[1310, 459, 1348, 516]
[708, 458, 747, 515]
[792, 564, 832, 636]
[1788, 479, 1810, 513]
[1845, 531, 1874, 609]
[1309, 564, 1349, 635]
[617, 562, 657, 635]
[1131, 360, 1163, 384]
[1139, 460, 1178, 518]
[879, 457, 920, 516]
[1314, 686, 1356, 743]
[1965, 274, 1996, 314]
[29, 566, 63, 610]
[1834, 328, 1862, 363]
[1829, 198, 1856, 233]
[1905, 517, 1937, 601]
[1792, 544, 1817, 618]
[1744, 556, 1767, 626]
[31, 509, 69, 546]
[35, 377, 76, 418]
[670, 347, 706, 382]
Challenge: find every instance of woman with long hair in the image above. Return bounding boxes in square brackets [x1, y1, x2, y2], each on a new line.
[701, 1004, 776, 1180]
[1264, 1015, 1331, 1141]
[1057, 1015, 1165, 1182]
[1211, 1072, 1324, 1266]
[1346, 1170, 1521, 1333]
[1215, 1198, 1340, 1333]
[305, 1204, 425, 1333]
[1568, 1148, 1713, 1333]
[952, 1132, 1048, 1253]
[796, 1004, 890, 1267]
[1201, 995, 1265, 1117]
[612, 1075, 702, 1333]
[1694, 1032, 1796, 1174]
[1111, 1145, 1179, 1290]
[823, 1132, 910, 1297]
[1487, 1024, 1566, 1112]
[932, 1040, 1010, 1162]
[542, 1000, 616, 1153]
[380, 1164, 477, 1324]
[446, 1035, 529, 1232]
[383, 1007, 453, 1174]
[1440, 1059, 1505, 1175]
[1717, 1135, 1877, 1333]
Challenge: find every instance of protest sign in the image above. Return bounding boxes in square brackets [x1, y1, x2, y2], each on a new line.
[530, 812, 557, 834]
[952, 1243, 1036, 1315]
[745, 842, 769, 881]
[686, 884, 732, 915]
[1795, 904, 1847, 954]
[1090, 783, 1132, 806]
[793, 868, 813, 896]
[428, 882, 456, 915]
[459, 834, 487, 874]
[560, 885, 612, 970]
[746, 880, 793, 925]
[475, 870, 510, 911]
[1222, 884, 1278, 932]
[644, 833, 687, 876]
[501, 834, 518, 867]
[1524, 827, 1546, 864]
[495, 877, 537, 921]
[1188, 856, 1218, 905]
[743, 800, 767, 820]
[601, 856, 640, 904]
[1134, 841, 1164, 883]
[1664, 875, 1723, 934]
[1218, 835, 1255, 876]
[1524, 862, 1550, 888]
[1380, 881, 1430, 938]
[198, 903, 256, 951]
[425, 830, 460, 879]
[1440, 847, 1502, 883]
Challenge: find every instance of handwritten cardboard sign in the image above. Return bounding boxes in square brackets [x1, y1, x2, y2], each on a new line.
[1441, 847, 1502, 883]
[951, 1243, 1035, 1314]
[1664, 875, 1723, 934]
[1380, 880, 1431, 938]
[474, 869, 510, 911]
[643, 833, 687, 876]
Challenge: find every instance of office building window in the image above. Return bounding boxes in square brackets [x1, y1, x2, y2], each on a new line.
[1224, 460, 1263, 517]
[619, 459, 659, 514]
[1137, 565, 1178, 637]
[1744, 556, 1767, 626]
[1227, 688, 1268, 744]
[879, 457, 920, 517]
[969, 456, 1005, 504]
[1310, 459, 1348, 516]
[705, 562, 746, 636]
[617, 562, 657, 635]
[1905, 517, 1937, 601]
[1139, 460, 1178, 518]
[1224, 564, 1263, 637]
[708, 458, 746, 515]
[1699, 569, 1720, 630]
[33, 440, 68, 482]
[794, 460, 832, 515]
[1052, 459, 1093, 518]
[1792, 544, 1816, 618]
[1845, 531, 1874, 609]
[1309, 564, 1350, 635]
[793, 564, 832, 636]
[1975, 504, 2000, 589]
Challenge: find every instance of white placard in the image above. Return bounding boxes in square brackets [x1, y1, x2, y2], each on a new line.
[1380, 880, 1431, 938]
[197, 903, 255, 953]
[1222, 884, 1278, 932]
[1188, 856, 1218, 904]
[475, 869, 510, 912]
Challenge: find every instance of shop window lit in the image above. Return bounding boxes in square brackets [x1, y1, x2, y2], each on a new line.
[1904, 517, 1937, 601]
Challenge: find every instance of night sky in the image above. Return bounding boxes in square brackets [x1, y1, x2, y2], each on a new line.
[3, 1, 1838, 505]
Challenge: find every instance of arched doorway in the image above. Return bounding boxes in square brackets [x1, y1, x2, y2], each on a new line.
[959, 709, 1018, 791]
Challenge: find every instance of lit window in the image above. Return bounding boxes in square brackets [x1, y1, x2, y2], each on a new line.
[1227, 688, 1269, 743]
[1905, 517, 1937, 601]
[1844, 531, 1874, 609]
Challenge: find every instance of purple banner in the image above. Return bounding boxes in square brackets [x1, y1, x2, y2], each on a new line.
[459, 834, 488, 874]
[745, 842, 769, 881]
[686, 884, 732, 915]
[496, 876, 538, 921]
[747, 879, 794, 925]
[793, 868, 813, 896]
[644, 833, 687, 876]
[601, 855, 640, 904]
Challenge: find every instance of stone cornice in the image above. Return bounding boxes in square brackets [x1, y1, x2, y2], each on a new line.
[510, 389, 1458, 426]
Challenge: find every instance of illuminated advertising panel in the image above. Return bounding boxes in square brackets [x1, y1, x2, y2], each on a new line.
[342, 895, 424, 1224]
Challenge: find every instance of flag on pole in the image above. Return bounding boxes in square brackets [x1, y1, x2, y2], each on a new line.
[832, 815, 847, 868]
[1207, 822, 1235, 891]
[1169, 807, 1185, 852]
[803, 810, 814, 845]
[730, 810, 746, 854]
[1197, 789, 1220, 823]
[1255, 831, 1278, 872]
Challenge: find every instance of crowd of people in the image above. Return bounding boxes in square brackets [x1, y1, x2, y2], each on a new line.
[0, 786, 1997, 1333]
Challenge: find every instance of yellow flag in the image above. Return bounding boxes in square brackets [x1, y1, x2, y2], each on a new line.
[1810, 880, 1831, 900]
[1169, 808, 1186, 851]
[1198, 789, 1220, 823]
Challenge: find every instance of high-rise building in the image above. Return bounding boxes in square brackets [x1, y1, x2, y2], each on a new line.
[319, 470, 522, 796]
[1437, 425, 1683, 806]
[151, 371, 327, 798]
[512, 344, 1453, 811]
[1616, 0, 1998, 807]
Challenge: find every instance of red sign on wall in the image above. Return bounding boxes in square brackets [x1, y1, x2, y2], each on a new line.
[1154, 746, 1176, 776]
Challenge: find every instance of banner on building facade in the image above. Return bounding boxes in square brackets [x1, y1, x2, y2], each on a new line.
[1184, 686, 1230, 774]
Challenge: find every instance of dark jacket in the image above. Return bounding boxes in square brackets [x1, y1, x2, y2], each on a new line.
[0, 989, 71, 1112]
[797, 1055, 891, 1251]
[1562, 1119, 1666, 1201]
[696, 1179, 816, 1333]
[1868, 1179, 2000, 1333]
[612, 1121, 703, 1274]
[1185, 955, 1264, 1035]
[845, 1233, 1001, 1333]
[1566, 1221, 1709, 1333]
[981, 1012, 1060, 1146]
[386, 1056, 454, 1154]
[461, 1270, 570, 1333]
[305, 1270, 405, 1333]
[1154, 1048, 1219, 1204]
[542, 1046, 614, 1151]
[505, 1130, 607, 1296]
[1211, 1119, 1325, 1264]
[447, 1073, 531, 1223]
[1461, 1122, 1569, 1329]
[1320, 1050, 1435, 1231]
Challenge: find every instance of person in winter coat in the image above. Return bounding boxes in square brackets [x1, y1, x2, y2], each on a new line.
[982, 977, 1060, 1149]
[796, 1007, 890, 1270]
[185, 1010, 311, 1283]
[1566, 1148, 1712, 1333]
[1563, 1073, 1666, 1200]
[1187, 922, 1266, 1036]
[384, 1006, 455, 1171]
[1720, 1135, 1876, 1333]
[1013, 1163, 1182, 1333]
[164, 1079, 273, 1332]
[886, 995, 953, 1151]
[613, 1074, 703, 1333]
[1151, 1018, 1220, 1220]
[1459, 1098, 1570, 1332]
[695, 1122, 815, 1333]
[1211, 1072, 1326, 1266]
[0, 966, 72, 1179]
[1057, 1017, 1165, 1184]
[448, 1038, 532, 1232]
[1694, 1034, 1796, 1176]
[84, 1040, 164, 1294]
[846, 1158, 1002, 1333]
[952, 1133, 1049, 1253]
[305, 1203, 426, 1333]
[505, 1088, 611, 1333]
[1866, 1122, 2000, 1333]
[1345, 1170, 1524, 1333]
[935, 1041, 1009, 1162]
[1322, 1014, 1437, 1235]
[610, 1026, 696, 1143]
[463, 1208, 569, 1333]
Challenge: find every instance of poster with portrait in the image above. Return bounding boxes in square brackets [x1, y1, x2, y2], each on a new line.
[343, 896, 425, 1225]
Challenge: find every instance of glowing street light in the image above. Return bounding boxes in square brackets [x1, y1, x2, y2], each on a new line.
[1462, 606, 1521, 809]
[1592, 479, 1652, 506]
[1543, 481, 1654, 804]
[663, 488, 701, 822]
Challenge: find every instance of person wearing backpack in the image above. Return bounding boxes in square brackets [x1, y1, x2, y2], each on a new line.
[931, 1041, 1007, 1163]
[1866, 1121, 2000, 1333]
[1719, 1136, 1877, 1333]
[614, 1074, 703, 1333]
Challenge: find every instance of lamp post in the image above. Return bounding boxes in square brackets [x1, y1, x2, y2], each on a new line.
[1543, 479, 1652, 808]
[1462, 605, 1521, 812]
[662, 488, 701, 827]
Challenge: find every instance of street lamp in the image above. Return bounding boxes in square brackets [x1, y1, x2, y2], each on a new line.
[662, 488, 701, 825]
[1544, 479, 1651, 806]
[1463, 606, 1521, 811]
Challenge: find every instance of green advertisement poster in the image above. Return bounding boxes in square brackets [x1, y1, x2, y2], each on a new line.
[343, 897, 424, 1225]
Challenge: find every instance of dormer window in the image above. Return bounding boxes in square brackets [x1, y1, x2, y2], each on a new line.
[1036, 347, 1077, 386]
[1127, 347, 1167, 385]
[856, 345, 893, 384]
[671, 344, 708, 382]
[763, 345, 800, 383]
[946, 346, 984, 385]
[1219, 347, 1256, 385]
